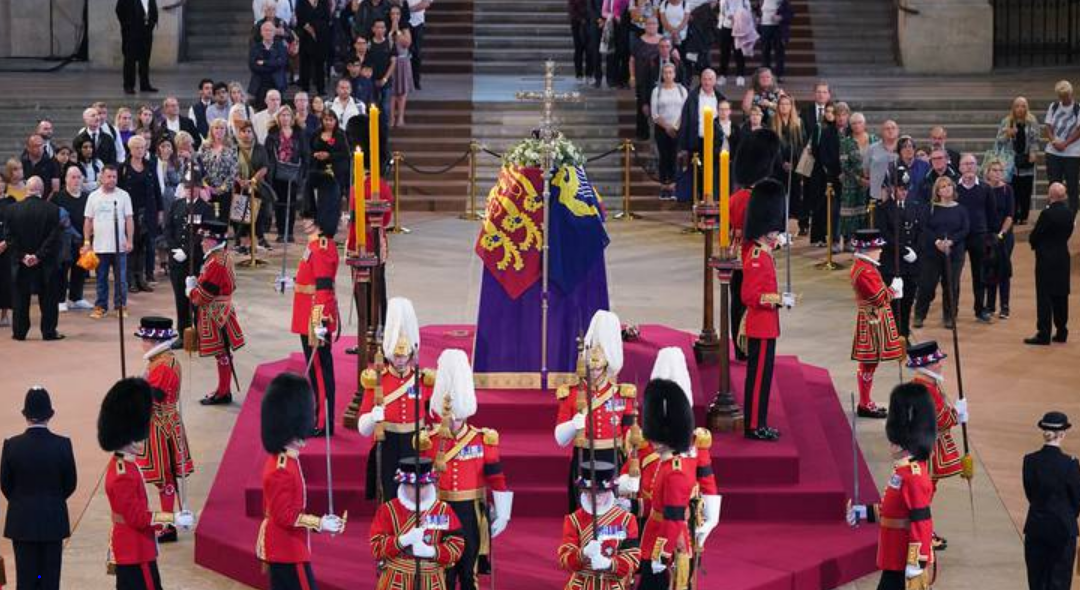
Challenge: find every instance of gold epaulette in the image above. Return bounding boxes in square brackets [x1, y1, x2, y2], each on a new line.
[361, 368, 379, 389]
[619, 384, 637, 399]
[673, 457, 682, 471]
[910, 462, 921, 476]
[115, 459, 126, 475]
[277, 452, 289, 469]
[422, 369, 436, 387]
[483, 428, 499, 446]
[751, 245, 764, 259]
[556, 384, 571, 400]
[694, 428, 713, 450]
[318, 237, 329, 249]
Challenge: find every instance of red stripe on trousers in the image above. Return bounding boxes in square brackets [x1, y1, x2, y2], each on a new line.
[750, 339, 768, 429]
[297, 563, 312, 590]
[140, 563, 154, 590]
[313, 350, 327, 429]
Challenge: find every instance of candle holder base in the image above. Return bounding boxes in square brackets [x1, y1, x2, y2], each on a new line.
[680, 225, 703, 235]
[707, 392, 744, 433]
[693, 332, 721, 364]
[388, 225, 411, 234]
[237, 257, 268, 268]
[613, 210, 641, 221]
[458, 211, 485, 221]
[815, 259, 846, 271]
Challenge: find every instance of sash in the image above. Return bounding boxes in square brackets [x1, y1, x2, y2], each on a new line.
[382, 374, 417, 408]
[441, 428, 481, 465]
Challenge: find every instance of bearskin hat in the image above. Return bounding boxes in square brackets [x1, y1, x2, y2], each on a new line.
[743, 178, 786, 241]
[642, 378, 694, 454]
[885, 382, 938, 461]
[734, 128, 782, 187]
[261, 372, 315, 453]
[97, 378, 153, 452]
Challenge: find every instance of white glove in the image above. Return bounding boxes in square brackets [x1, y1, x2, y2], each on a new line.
[184, 276, 197, 297]
[320, 514, 344, 534]
[846, 503, 867, 526]
[905, 563, 924, 579]
[890, 277, 904, 300]
[589, 553, 613, 571]
[695, 495, 722, 547]
[617, 474, 640, 496]
[781, 292, 796, 309]
[171, 248, 187, 263]
[490, 490, 513, 538]
[955, 398, 969, 424]
[398, 527, 424, 548]
[615, 497, 633, 512]
[651, 561, 667, 574]
[174, 510, 196, 530]
[411, 541, 436, 558]
[572, 411, 587, 431]
[582, 539, 602, 559]
[371, 405, 386, 422]
[776, 232, 790, 247]
[903, 247, 917, 263]
[315, 325, 329, 342]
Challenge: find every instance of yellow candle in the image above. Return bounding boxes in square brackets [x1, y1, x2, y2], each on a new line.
[703, 107, 714, 204]
[369, 105, 381, 199]
[354, 147, 366, 252]
[719, 149, 730, 248]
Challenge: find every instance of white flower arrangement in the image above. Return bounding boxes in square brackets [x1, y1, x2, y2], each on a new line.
[503, 134, 586, 169]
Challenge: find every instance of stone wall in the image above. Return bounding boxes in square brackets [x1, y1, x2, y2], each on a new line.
[87, 0, 184, 69]
[898, 0, 994, 73]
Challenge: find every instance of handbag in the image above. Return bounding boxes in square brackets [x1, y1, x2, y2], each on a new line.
[275, 160, 301, 184]
[795, 145, 815, 177]
[77, 249, 100, 272]
[230, 190, 255, 224]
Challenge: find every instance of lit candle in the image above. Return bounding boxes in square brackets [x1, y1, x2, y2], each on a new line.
[719, 149, 730, 248]
[354, 147, 366, 252]
[369, 105, 381, 199]
[703, 107, 714, 204]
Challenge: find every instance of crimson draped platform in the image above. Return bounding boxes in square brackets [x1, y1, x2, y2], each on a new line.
[194, 325, 881, 590]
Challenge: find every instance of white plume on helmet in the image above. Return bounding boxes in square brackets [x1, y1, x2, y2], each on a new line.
[382, 297, 421, 358]
[585, 310, 624, 377]
[431, 349, 477, 420]
[650, 347, 694, 406]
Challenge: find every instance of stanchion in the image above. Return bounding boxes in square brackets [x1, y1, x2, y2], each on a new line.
[614, 139, 639, 221]
[460, 141, 484, 221]
[866, 198, 876, 229]
[816, 183, 844, 270]
[389, 151, 410, 234]
[238, 190, 267, 268]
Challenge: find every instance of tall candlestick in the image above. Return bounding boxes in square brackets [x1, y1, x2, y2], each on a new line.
[703, 107, 714, 204]
[719, 149, 730, 248]
[369, 105, 381, 199]
[354, 147, 366, 252]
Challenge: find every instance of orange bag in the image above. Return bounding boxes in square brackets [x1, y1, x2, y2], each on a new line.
[77, 249, 99, 271]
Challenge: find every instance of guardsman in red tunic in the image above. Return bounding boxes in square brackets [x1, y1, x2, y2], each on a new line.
[185, 219, 245, 406]
[906, 340, 968, 551]
[419, 349, 514, 590]
[848, 383, 938, 590]
[555, 310, 637, 512]
[850, 228, 905, 419]
[257, 373, 345, 590]
[291, 212, 341, 435]
[558, 460, 641, 590]
[739, 178, 793, 441]
[98, 378, 195, 590]
[370, 457, 466, 590]
[637, 379, 706, 590]
[134, 317, 194, 544]
[357, 297, 436, 502]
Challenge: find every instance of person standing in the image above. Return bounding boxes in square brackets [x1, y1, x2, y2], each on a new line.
[954, 154, 998, 323]
[295, 0, 332, 96]
[6, 177, 63, 341]
[876, 172, 926, 341]
[997, 96, 1041, 225]
[52, 166, 94, 312]
[1, 387, 77, 590]
[677, 69, 726, 201]
[1044, 80, 1080, 213]
[913, 177, 968, 330]
[717, 0, 749, 87]
[407, 0, 430, 89]
[1023, 411, 1080, 590]
[163, 166, 211, 347]
[248, 22, 290, 110]
[115, 0, 159, 94]
[1025, 183, 1074, 345]
[650, 63, 687, 200]
[985, 159, 1015, 319]
[119, 135, 161, 294]
[849, 229, 903, 419]
[807, 102, 840, 248]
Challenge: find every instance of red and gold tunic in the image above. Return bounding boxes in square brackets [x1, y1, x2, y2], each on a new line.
[867, 456, 934, 572]
[137, 350, 193, 486]
[639, 455, 698, 568]
[849, 256, 904, 363]
[740, 243, 781, 340]
[557, 505, 641, 590]
[370, 497, 466, 590]
[256, 450, 323, 564]
[556, 381, 637, 453]
[624, 430, 716, 518]
[360, 367, 435, 434]
[188, 248, 245, 357]
[106, 453, 170, 566]
[291, 234, 340, 342]
[423, 425, 508, 501]
[912, 373, 963, 481]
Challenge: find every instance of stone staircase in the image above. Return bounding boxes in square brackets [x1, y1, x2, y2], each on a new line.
[419, 0, 475, 74]
[807, 0, 898, 76]
[183, 0, 251, 62]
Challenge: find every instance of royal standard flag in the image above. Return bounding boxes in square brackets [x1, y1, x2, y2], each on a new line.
[475, 166, 546, 300]
[548, 165, 609, 294]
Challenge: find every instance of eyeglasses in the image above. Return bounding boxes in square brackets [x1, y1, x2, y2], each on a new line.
[931, 155, 945, 160]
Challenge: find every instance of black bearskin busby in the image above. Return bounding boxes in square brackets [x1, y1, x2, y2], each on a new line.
[261, 372, 315, 454]
[743, 178, 786, 242]
[97, 378, 154, 452]
[734, 128, 782, 187]
[642, 378, 694, 454]
[885, 383, 938, 461]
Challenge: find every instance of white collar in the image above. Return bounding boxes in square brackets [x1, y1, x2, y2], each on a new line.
[916, 367, 945, 383]
[853, 253, 880, 266]
[579, 492, 615, 515]
[203, 241, 226, 260]
[142, 339, 176, 361]
[397, 484, 437, 512]
[960, 176, 978, 189]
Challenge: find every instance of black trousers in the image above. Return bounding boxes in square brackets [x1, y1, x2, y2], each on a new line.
[411, 23, 425, 87]
[121, 34, 153, 91]
[760, 24, 785, 77]
[788, 173, 808, 232]
[273, 179, 298, 240]
[586, 19, 603, 84]
[1035, 287, 1069, 339]
[606, 17, 630, 88]
[884, 272, 918, 339]
[655, 124, 678, 185]
[730, 269, 747, 360]
[310, 179, 341, 238]
[876, 569, 905, 590]
[366, 430, 414, 502]
[571, 19, 588, 77]
[1025, 534, 1076, 590]
[965, 232, 988, 315]
[987, 232, 1014, 314]
[718, 27, 745, 77]
[58, 244, 86, 302]
[168, 262, 200, 335]
[13, 540, 62, 590]
[808, 171, 839, 244]
[12, 264, 59, 340]
[1046, 153, 1080, 213]
[637, 560, 683, 590]
[635, 82, 652, 140]
[268, 562, 319, 590]
[1013, 173, 1035, 223]
[115, 561, 162, 590]
[301, 336, 336, 434]
[299, 47, 327, 96]
[445, 499, 490, 590]
[914, 250, 964, 322]
[744, 337, 776, 432]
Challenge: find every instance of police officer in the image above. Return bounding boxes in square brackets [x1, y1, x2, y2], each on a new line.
[1023, 411, 1080, 590]
[876, 165, 929, 341]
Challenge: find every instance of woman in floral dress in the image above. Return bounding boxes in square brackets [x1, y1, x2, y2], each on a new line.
[839, 111, 877, 249]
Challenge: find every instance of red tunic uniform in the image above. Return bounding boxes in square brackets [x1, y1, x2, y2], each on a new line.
[869, 456, 935, 572]
[188, 249, 245, 357]
[740, 243, 781, 340]
[624, 431, 717, 518]
[370, 497, 466, 590]
[106, 454, 164, 566]
[423, 425, 508, 501]
[137, 351, 193, 486]
[556, 381, 637, 453]
[912, 373, 963, 481]
[557, 505, 641, 590]
[360, 367, 435, 432]
[729, 188, 751, 246]
[639, 455, 698, 568]
[291, 235, 340, 340]
[256, 450, 322, 564]
[850, 256, 904, 363]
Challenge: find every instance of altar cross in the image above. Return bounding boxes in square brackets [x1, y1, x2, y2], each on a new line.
[515, 60, 581, 144]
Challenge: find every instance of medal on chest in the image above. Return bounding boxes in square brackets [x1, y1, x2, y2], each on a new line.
[457, 444, 483, 461]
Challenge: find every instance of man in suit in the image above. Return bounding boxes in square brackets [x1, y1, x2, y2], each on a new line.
[1, 387, 78, 590]
[248, 21, 290, 109]
[159, 97, 202, 149]
[1023, 411, 1080, 590]
[115, 0, 159, 94]
[4, 177, 63, 341]
[73, 108, 118, 167]
[928, 126, 961, 171]
[1025, 182, 1075, 345]
[799, 80, 832, 142]
[676, 69, 727, 200]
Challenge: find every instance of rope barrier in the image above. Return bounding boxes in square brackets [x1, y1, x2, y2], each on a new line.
[585, 145, 624, 164]
[398, 149, 472, 175]
[480, 147, 504, 159]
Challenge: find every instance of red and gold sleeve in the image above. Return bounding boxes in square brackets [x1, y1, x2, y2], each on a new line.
[902, 472, 934, 565]
[555, 386, 577, 425]
[694, 450, 718, 496]
[557, 514, 585, 572]
[434, 508, 465, 566]
[147, 363, 180, 400]
[110, 469, 155, 531]
[854, 266, 890, 307]
[652, 470, 693, 564]
[266, 468, 314, 530]
[189, 261, 224, 306]
[741, 251, 780, 310]
[369, 503, 404, 560]
[482, 433, 508, 492]
[613, 515, 641, 578]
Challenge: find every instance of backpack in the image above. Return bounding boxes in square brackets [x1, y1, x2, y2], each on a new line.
[1050, 101, 1080, 119]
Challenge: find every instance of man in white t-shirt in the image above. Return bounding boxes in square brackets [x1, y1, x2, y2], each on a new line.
[81, 166, 135, 319]
[408, 0, 430, 89]
[1044, 79, 1080, 212]
[252, 89, 282, 144]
